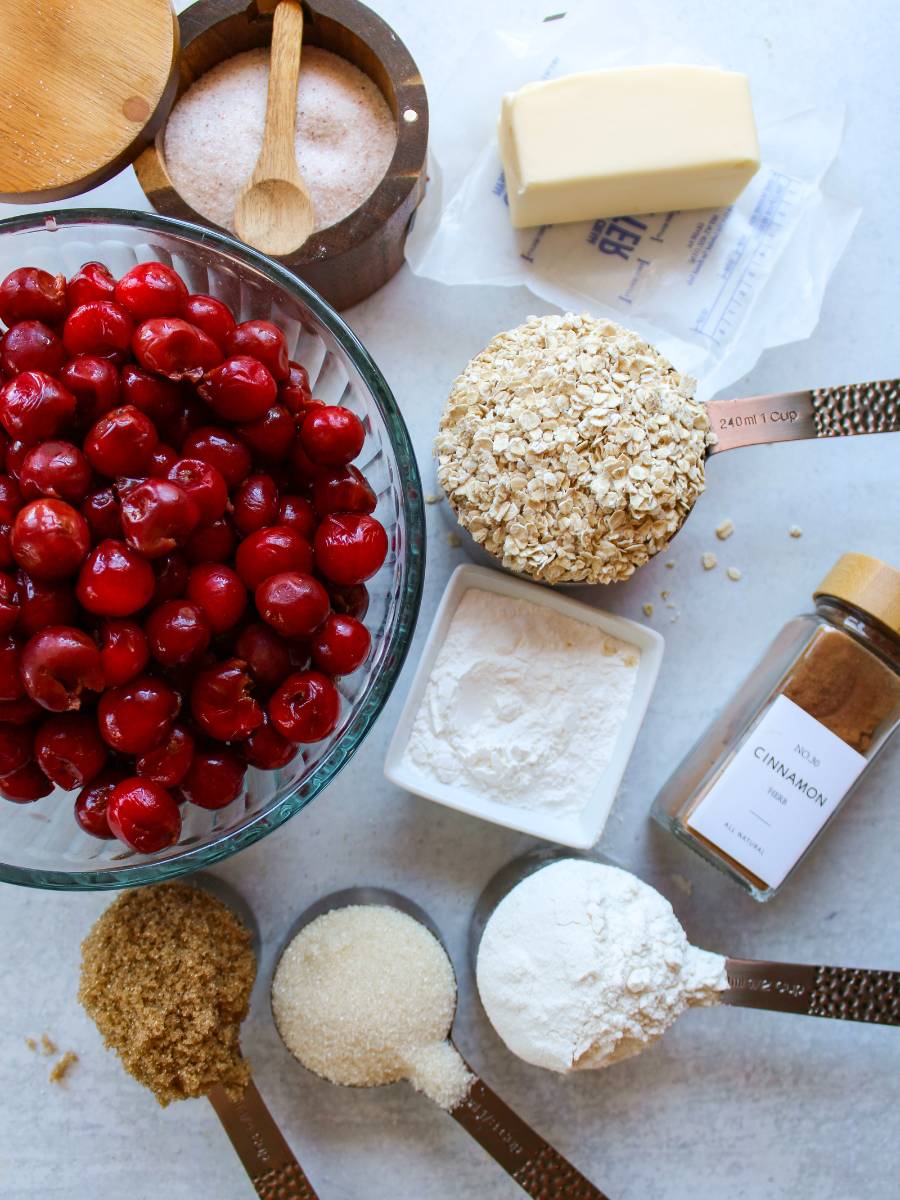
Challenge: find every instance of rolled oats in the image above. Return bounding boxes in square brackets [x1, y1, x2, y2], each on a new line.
[436, 315, 710, 584]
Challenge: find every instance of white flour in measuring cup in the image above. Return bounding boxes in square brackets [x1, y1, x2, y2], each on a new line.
[406, 5, 859, 398]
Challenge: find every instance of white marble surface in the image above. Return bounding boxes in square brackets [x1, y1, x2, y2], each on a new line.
[1, 1, 898, 1197]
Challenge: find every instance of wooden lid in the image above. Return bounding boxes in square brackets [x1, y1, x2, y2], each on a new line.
[815, 553, 900, 636]
[0, 0, 179, 202]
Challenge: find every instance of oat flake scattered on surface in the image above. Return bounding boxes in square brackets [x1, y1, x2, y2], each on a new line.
[789, 525, 803, 538]
[701, 552, 717, 571]
[165, 47, 396, 234]
[726, 567, 743, 581]
[715, 518, 734, 540]
[436, 314, 710, 585]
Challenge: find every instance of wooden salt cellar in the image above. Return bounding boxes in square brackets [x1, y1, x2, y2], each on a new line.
[135, 0, 429, 310]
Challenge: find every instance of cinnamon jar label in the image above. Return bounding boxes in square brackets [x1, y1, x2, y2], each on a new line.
[686, 695, 867, 888]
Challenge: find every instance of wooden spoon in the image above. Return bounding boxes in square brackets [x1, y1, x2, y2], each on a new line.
[234, 0, 315, 256]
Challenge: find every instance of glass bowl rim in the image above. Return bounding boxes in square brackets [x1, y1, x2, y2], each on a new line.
[0, 206, 425, 890]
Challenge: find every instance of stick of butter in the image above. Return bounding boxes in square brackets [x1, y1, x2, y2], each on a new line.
[498, 65, 760, 228]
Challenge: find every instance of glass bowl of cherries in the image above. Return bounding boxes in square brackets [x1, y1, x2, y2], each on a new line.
[0, 209, 424, 889]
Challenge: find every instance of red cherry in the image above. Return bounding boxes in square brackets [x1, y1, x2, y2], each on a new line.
[106, 776, 181, 852]
[278, 493, 317, 539]
[0, 723, 33, 774]
[59, 355, 120, 425]
[235, 526, 312, 591]
[184, 294, 236, 351]
[311, 613, 371, 676]
[199, 355, 277, 422]
[255, 572, 329, 638]
[0, 635, 24, 700]
[16, 572, 76, 635]
[149, 444, 180, 478]
[299, 405, 365, 466]
[269, 670, 340, 742]
[0, 525, 12, 570]
[84, 404, 158, 477]
[157, 395, 206, 448]
[119, 364, 181, 426]
[0, 474, 21, 523]
[97, 618, 149, 686]
[186, 563, 246, 634]
[278, 360, 313, 417]
[226, 319, 289, 381]
[74, 770, 125, 838]
[35, 712, 108, 789]
[234, 622, 292, 690]
[243, 714, 297, 769]
[182, 426, 251, 489]
[184, 516, 236, 565]
[237, 404, 295, 462]
[77, 539, 155, 616]
[0, 268, 67, 326]
[136, 723, 194, 788]
[0, 761, 52, 803]
[312, 464, 376, 515]
[4, 440, 28, 479]
[178, 746, 245, 809]
[114, 262, 188, 321]
[314, 513, 387, 585]
[191, 658, 263, 742]
[67, 262, 116, 310]
[98, 674, 180, 754]
[19, 441, 92, 504]
[327, 582, 369, 620]
[289, 435, 330, 489]
[132, 317, 223, 382]
[11, 498, 90, 579]
[166, 458, 228, 524]
[20, 626, 103, 711]
[152, 551, 189, 604]
[1, 321, 66, 377]
[80, 488, 121, 541]
[232, 472, 279, 535]
[0, 572, 19, 634]
[63, 301, 134, 360]
[0, 371, 76, 444]
[120, 479, 199, 559]
[0, 696, 41, 725]
[145, 599, 211, 666]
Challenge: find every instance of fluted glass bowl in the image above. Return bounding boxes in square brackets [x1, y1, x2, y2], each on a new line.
[0, 209, 424, 890]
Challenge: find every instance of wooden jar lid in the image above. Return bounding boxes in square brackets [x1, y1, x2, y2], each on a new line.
[0, 0, 179, 202]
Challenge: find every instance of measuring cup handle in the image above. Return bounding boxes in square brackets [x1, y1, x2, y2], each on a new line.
[208, 1077, 321, 1199]
[723, 958, 900, 1026]
[706, 377, 900, 453]
[450, 1066, 610, 1199]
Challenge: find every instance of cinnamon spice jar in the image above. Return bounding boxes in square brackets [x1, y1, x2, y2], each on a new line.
[652, 553, 900, 900]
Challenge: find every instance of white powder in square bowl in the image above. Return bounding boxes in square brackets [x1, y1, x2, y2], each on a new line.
[403, 589, 640, 816]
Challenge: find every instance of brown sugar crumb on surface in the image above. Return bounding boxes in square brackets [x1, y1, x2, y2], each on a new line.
[49, 1051, 78, 1084]
[41, 1034, 57, 1056]
[78, 883, 256, 1107]
[25, 1036, 38, 1052]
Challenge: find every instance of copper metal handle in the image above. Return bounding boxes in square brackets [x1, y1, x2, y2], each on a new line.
[208, 1078, 320, 1200]
[724, 958, 900, 1026]
[706, 377, 900, 453]
[451, 1066, 609, 1199]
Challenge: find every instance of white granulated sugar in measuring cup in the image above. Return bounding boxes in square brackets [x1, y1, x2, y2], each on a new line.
[164, 47, 397, 234]
[403, 587, 640, 817]
[272, 905, 473, 1111]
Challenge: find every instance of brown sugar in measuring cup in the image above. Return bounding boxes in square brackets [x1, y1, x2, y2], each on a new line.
[652, 553, 900, 900]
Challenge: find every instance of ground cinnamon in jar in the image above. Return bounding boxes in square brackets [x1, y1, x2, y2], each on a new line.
[652, 553, 900, 899]
[79, 882, 256, 1105]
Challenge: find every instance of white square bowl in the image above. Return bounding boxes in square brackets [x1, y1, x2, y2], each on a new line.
[384, 564, 664, 848]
